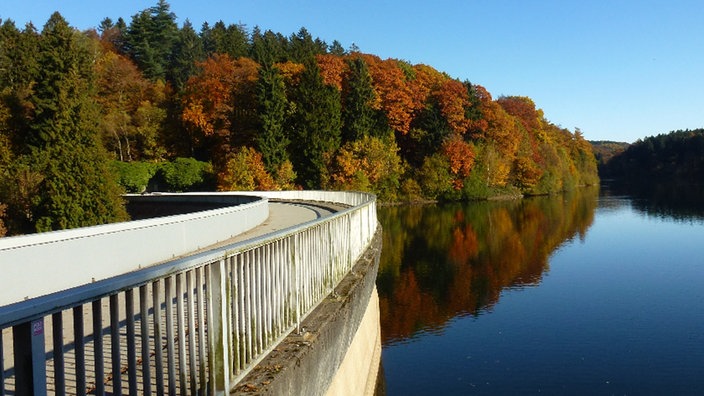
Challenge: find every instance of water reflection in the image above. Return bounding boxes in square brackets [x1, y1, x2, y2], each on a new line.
[605, 181, 704, 222]
[377, 187, 599, 345]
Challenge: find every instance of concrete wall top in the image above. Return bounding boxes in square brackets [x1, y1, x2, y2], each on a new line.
[0, 193, 268, 306]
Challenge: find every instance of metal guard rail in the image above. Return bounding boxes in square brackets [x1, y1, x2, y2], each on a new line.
[0, 190, 378, 395]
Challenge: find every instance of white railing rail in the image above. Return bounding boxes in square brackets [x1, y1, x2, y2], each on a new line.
[0, 194, 268, 306]
[0, 191, 377, 396]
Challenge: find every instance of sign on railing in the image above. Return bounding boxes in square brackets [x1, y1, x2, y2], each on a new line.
[0, 191, 377, 395]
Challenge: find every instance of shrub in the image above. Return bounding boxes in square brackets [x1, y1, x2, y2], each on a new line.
[158, 158, 214, 192]
[111, 161, 158, 193]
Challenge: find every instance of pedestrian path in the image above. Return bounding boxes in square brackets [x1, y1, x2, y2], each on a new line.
[1, 200, 344, 395]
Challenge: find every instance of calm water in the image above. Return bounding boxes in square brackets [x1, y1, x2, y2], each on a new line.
[377, 185, 704, 395]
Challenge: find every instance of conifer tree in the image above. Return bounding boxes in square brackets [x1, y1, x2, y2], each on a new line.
[28, 12, 126, 232]
[256, 66, 289, 172]
[125, 0, 178, 81]
[201, 21, 248, 59]
[250, 27, 287, 66]
[288, 60, 342, 188]
[288, 27, 327, 63]
[169, 19, 204, 91]
[341, 57, 377, 142]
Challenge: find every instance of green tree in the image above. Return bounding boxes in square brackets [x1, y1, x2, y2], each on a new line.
[27, 12, 127, 232]
[256, 65, 289, 172]
[288, 60, 342, 188]
[169, 19, 204, 91]
[0, 20, 39, 92]
[201, 21, 249, 59]
[288, 27, 326, 63]
[124, 0, 178, 81]
[250, 27, 287, 66]
[158, 157, 213, 191]
[341, 56, 377, 142]
[328, 40, 346, 56]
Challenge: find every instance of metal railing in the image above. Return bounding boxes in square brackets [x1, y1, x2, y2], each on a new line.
[0, 191, 377, 395]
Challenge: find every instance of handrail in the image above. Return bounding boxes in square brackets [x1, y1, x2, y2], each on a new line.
[0, 190, 378, 395]
[0, 193, 268, 306]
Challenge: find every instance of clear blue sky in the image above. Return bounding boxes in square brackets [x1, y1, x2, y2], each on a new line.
[3, 0, 703, 143]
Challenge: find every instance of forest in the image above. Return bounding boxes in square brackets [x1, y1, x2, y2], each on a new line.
[0, 1, 598, 236]
[600, 129, 704, 181]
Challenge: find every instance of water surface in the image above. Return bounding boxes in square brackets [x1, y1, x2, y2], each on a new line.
[377, 186, 704, 395]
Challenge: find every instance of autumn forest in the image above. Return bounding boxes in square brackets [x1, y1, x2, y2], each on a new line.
[0, 1, 598, 236]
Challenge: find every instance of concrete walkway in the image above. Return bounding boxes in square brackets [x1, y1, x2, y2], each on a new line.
[230, 201, 341, 241]
[1, 200, 344, 395]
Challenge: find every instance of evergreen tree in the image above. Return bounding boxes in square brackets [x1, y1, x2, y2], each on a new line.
[201, 20, 249, 59]
[250, 27, 287, 66]
[288, 27, 327, 63]
[169, 19, 204, 91]
[124, 0, 178, 81]
[328, 40, 346, 56]
[256, 66, 289, 172]
[27, 12, 126, 232]
[0, 20, 39, 94]
[341, 57, 376, 142]
[288, 60, 342, 188]
[98, 17, 128, 54]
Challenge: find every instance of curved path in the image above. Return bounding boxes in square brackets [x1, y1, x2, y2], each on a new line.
[231, 201, 343, 241]
[2, 200, 348, 395]
[180, 200, 346, 256]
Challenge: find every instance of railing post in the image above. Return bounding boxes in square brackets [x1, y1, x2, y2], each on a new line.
[292, 233, 301, 334]
[12, 318, 47, 396]
[207, 259, 231, 395]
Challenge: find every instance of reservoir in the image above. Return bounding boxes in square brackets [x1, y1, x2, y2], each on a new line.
[377, 184, 704, 395]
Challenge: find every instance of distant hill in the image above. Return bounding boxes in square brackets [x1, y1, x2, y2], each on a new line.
[598, 129, 704, 181]
[589, 140, 630, 167]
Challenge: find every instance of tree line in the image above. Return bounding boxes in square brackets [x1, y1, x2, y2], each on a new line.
[0, 0, 598, 236]
[600, 129, 704, 181]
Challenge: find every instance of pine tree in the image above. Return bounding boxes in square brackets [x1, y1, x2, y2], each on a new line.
[250, 27, 287, 66]
[256, 66, 289, 172]
[341, 57, 376, 142]
[28, 12, 127, 232]
[201, 21, 248, 59]
[288, 27, 327, 63]
[169, 19, 204, 91]
[124, 0, 178, 81]
[288, 60, 342, 188]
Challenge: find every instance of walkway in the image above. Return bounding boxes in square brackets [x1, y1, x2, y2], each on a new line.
[1, 200, 345, 395]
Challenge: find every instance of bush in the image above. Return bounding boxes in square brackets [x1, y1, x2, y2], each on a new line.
[111, 161, 158, 193]
[157, 158, 214, 192]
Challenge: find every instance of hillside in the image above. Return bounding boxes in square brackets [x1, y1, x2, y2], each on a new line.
[600, 129, 704, 181]
[0, 0, 598, 236]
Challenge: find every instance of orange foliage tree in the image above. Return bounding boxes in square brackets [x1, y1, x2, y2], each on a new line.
[496, 96, 543, 133]
[436, 79, 471, 134]
[273, 61, 305, 86]
[181, 53, 239, 137]
[181, 54, 260, 157]
[316, 53, 346, 90]
[95, 50, 163, 161]
[360, 55, 416, 134]
[409, 64, 445, 111]
[441, 134, 475, 189]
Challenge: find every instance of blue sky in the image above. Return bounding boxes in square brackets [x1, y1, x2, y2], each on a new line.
[2, 0, 703, 143]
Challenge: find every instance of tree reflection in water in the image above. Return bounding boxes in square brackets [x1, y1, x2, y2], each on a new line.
[377, 187, 598, 345]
